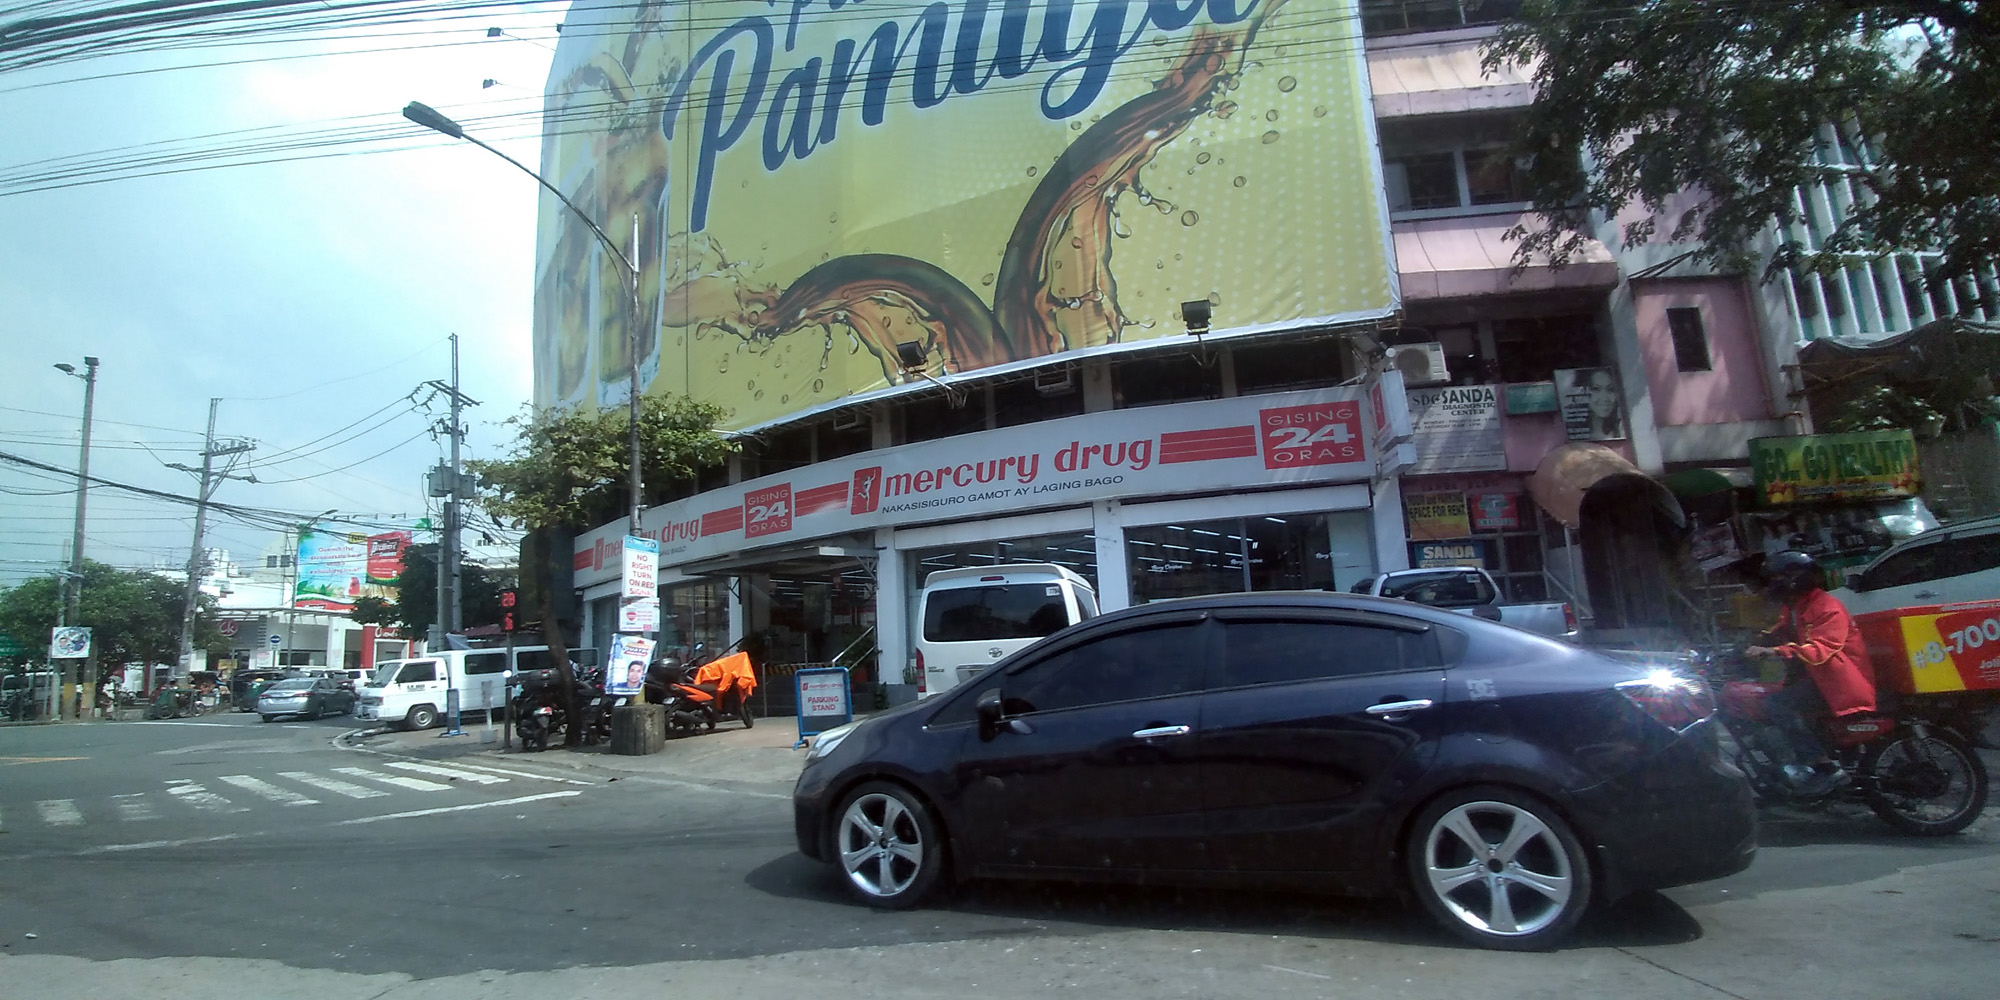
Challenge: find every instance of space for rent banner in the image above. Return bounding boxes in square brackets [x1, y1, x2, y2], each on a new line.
[532, 0, 1396, 430]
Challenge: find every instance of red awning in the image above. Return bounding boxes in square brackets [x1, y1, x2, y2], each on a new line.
[1394, 214, 1619, 302]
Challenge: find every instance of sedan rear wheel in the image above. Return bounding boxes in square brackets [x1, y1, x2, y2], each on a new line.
[832, 781, 942, 909]
[1407, 786, 1592, 950]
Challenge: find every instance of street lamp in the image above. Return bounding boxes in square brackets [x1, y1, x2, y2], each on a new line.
[53, 356, 98, 720]
[403, 101, 645, 539]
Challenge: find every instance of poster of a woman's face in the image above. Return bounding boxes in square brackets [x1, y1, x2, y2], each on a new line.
[1556, 367, 1626, 441]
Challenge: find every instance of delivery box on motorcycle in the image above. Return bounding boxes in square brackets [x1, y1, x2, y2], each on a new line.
[1855, 597, 2000, 694]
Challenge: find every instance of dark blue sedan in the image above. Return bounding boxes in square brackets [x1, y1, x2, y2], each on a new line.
[794, 591, 1755, 950]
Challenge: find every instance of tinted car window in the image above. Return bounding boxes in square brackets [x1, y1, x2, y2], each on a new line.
[1003, 623, 1203, 715]
[1946, 530, 2000, 577]
[396, 661, 439, 684]
[1379, 570, 1494, 607]
[464, 652, 508, 675]
[1216, 619, 1422, 687]
[925, 584, 1072, 641]
[1867, 541, 1948, 589]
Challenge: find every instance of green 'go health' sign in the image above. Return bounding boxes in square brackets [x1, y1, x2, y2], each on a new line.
[1749, 429, 1920, 505]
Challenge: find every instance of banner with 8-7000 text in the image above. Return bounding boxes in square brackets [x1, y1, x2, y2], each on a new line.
[532, 1, 1395, 431]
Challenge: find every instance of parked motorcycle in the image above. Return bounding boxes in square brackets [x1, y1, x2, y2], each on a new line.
[1718, 675, 1990, 836]
[651, 645, 758, 737]
[512, 664, 618, 751]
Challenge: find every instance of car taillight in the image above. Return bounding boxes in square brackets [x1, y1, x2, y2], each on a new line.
[1562, 603, 1577, 633]
[1617, 670, 1715, 732]
[914, 650, 926, 695]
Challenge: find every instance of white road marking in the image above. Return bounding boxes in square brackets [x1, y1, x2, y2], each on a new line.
[377, 758, 594, 787]
[36, 800, 82, 827]
[79, 833, 242, 855]
[332, 766, 450, 792]
[335, 790, 581, 825]
[112, 793, 158, 822]
[135, 721, 241, 728]
[217, 775, 320, 806]
[1263, 965, 1332, 981]
[164, 779, 247, 813]
[381, 761, 509, 785]
[277, 771, 388, 799]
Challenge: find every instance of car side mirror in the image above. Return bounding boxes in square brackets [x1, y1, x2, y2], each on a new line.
[1846, 568, 1872, 592]
[976, 688, 1032, 739]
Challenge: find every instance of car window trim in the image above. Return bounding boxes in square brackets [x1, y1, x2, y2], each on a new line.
[1207, 607, 1435, 634]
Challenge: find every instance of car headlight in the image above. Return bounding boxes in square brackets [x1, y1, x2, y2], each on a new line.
[807, 720, 861, 761]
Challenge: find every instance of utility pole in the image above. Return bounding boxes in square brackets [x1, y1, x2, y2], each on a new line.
[53, 356, 97, 719]
[173, 398, 252, 696]
[424, 334, 478, 649]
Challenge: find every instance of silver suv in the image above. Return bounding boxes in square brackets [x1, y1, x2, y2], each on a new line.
[1831, 514, 2000, 614]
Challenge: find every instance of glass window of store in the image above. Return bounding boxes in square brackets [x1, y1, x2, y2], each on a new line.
[659, 579, 732, 656]
[1452, 492, 1560, 602]
[1126, 511, 1373, 604]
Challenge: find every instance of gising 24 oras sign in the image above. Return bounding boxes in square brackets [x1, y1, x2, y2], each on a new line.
[573, 383, 1403, 585]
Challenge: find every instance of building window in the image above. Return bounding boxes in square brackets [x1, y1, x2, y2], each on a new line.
[1113, 353, 1223, 408]
[1126, 514, 1348, 604]
[1380, 116, 1533, 218]
[1361, 0, 1523, 38]
[1232, 338, 1352, 395]
[992, 374, 1085, 429]
[1492, 314, 1600, 383]
[1666, 307, 1712, 372]
[1384, 152, 1461, 212]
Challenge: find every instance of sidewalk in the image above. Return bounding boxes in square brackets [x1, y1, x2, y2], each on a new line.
[338, 713, 827, 792]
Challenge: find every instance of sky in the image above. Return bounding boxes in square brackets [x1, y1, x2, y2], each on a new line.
[0, 5, 566, 587]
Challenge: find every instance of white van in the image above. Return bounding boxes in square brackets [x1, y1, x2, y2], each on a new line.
[356, 646, 581, 730]
[915, 564, 1098, 699]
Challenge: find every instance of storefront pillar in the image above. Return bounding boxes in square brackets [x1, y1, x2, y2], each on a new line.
[1091, 500, 1132, 612]
[873, 528, 910, 686]
[1371, 477, 1413, 574]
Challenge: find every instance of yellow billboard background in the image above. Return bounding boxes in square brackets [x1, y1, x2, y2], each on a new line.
[533, 1, 1394, 430]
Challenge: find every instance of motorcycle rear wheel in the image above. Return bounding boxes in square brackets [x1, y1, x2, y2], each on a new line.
[1863, 730, 1989, 836]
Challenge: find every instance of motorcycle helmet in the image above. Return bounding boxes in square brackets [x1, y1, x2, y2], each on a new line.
[1765, 549, 1822, 600]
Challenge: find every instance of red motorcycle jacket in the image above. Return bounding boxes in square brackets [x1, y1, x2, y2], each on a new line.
[1768, 589, 1877, 717]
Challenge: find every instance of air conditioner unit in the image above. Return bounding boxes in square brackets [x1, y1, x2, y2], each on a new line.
[1032, 366, 1077, 396]
[1387, 342, 1451, 387]
[831, 409, 866, 432]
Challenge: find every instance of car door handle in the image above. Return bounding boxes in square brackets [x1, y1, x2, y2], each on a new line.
[1131, 724, 1192, 739]
[1365, 699, 1435, 717]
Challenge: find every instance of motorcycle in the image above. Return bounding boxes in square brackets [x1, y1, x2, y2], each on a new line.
[512, 664, 618, 751]
[1717, 672, 1991, 836]
[649, 644, 758, 737]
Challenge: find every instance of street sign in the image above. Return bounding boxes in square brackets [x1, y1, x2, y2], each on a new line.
[794, 667, 853, 748]
[268, 633, 283, 646]
[49, 627, 90, 659]
[499, 589, 519, 633]
[0, 634, 22, 658]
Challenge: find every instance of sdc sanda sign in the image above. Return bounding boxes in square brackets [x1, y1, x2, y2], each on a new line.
[573, 381, 1406, 585]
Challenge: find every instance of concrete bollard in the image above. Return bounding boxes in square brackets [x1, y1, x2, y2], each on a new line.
[610, 703, 667, 755]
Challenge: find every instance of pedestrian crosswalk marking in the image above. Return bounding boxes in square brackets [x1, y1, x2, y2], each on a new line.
[277, 771, 388, 799]
[37, 800, 82, 827]
[332, 766, 450, 792]
[112, 793, 158, 822]
[382, 761, 509, 785]
[165, 779, 247, 813]
[217, 775, 319, 807]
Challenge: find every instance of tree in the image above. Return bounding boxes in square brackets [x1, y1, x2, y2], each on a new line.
[1488, 2, 2000, 287]
[346, 542, 517, 637]
[0, 561, 226, 684]
[466, 394, 735, 744]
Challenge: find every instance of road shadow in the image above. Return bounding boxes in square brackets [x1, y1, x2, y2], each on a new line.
[743, 852, 1705, 952]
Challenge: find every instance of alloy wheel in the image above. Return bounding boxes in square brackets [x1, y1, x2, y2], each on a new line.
[1420, 800, 1576, 939]
[837, 792, 925, 899]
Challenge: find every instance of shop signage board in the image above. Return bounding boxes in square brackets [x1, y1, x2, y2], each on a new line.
[1503, 381, 1558, 414]
[1411, 539, 1488, 568]
[1749, 429, 1920, 505]
[531, 0, 1397, 433]
[293, 529, 412, 612]
[1469, 492, 1520, 530]
[1404, 491, 1472, 541]
[1406, 385, 1505, 474]
[794, 667, 854, 748]
[573, 384, 1407, 584]
[619, 597, 660, 634]
[622, 535, 660, 600]
[1555, 368, 1627, 442]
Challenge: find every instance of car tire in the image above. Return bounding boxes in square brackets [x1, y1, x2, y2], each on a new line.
[260, 714, 274, 723]
[830, 781, 945, 910]
[1405, 785, 1593, 951]
[406, 704, 438, 730]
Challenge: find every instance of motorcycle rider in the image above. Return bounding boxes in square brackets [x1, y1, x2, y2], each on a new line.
[1745, 550, 1878, 794]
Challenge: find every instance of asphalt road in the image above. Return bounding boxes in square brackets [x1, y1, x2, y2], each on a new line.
[2, 714, 1998, 999]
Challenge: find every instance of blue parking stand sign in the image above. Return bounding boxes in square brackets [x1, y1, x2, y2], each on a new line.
[794, 667, 852, 749]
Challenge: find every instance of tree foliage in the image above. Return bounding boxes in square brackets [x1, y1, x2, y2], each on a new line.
[346, 543, 516, 637]
[467, 395, 736, 532]
[1489, 1, 2000, 285]
[0, 561, 226, 678]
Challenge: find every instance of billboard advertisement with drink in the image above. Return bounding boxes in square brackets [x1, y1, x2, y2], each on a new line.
[531, 0, 1396, 431]
[294, 530, 412, 612]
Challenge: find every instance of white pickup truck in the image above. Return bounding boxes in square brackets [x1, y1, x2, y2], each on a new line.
[1350, 566, 1577, 638]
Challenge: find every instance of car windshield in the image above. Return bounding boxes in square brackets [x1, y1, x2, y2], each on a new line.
[268, 680, 313, 692]
[924, 584, 1071, 641]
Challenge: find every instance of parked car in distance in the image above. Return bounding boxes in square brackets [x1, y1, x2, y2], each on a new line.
[1350, 566, 1576, 637]
[914, 563, 1098, 699]
[1831, 514, 2000, 615]
[794, 591, 1754, 950]
[230, 670, 287, 712]
[257, 677, 355, 722]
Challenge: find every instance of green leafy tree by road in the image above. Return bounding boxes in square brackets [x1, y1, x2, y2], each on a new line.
[1488, 2, 2000, 285]
[347, 542, 517, 637]
[465, 395, 735, 744]
[0, 561, 227, 682]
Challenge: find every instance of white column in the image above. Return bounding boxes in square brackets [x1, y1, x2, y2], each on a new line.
[1371, 478, 1411, 573]
[873, 527, 909, 686]
[326, 621, 348, 671]
[1092, 499, 1131, 611]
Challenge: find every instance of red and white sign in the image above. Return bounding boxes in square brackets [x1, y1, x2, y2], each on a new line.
[622, 535, 659, 600]
[573, 384, 1411, 586]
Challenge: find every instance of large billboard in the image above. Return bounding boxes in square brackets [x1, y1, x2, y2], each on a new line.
[294, 530, 412, 612]
[533, 0, 1396, 431]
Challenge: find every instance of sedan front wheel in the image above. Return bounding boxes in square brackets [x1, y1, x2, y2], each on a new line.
[831, 781, 943, 909]
[1406, 786, 1592, 950]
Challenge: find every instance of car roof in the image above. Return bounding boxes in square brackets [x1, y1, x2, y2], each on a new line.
[921, 563, 1090, 588]
[1081, 589, 1477, 631]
